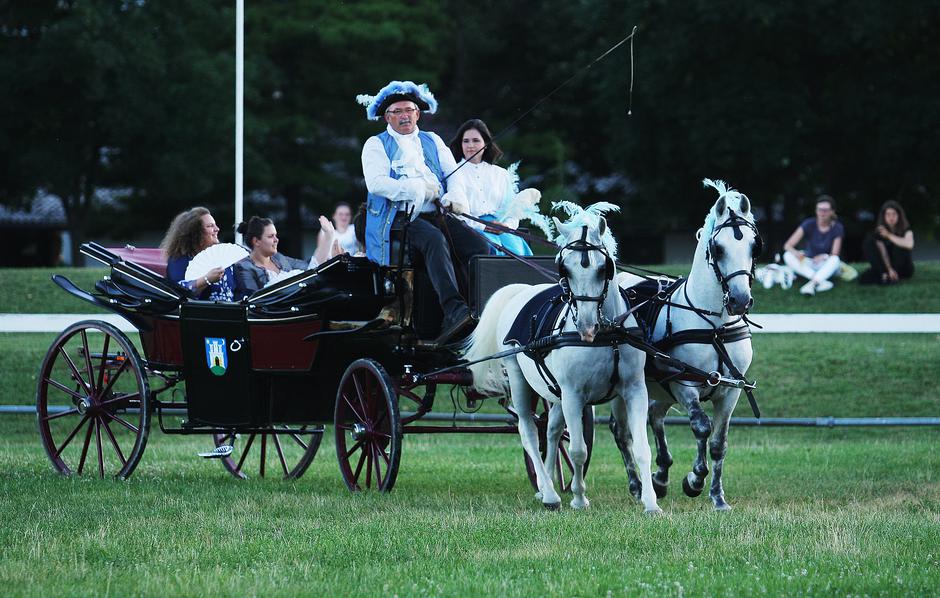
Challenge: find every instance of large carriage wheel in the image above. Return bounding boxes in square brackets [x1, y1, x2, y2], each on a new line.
[334, 359, 402, 492]
[36, 320, 150, 480]
[523, 398, 595, 493]
[212, 426, 323, 480]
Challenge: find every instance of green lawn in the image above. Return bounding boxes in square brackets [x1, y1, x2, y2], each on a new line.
[1, 416, 937, 596]
[6, 332, 938, 418]
[1, 261, 938, 314]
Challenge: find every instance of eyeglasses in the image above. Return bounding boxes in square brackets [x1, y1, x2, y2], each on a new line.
[386, 107, 419, 116]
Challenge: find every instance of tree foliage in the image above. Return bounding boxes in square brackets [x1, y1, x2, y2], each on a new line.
[1, 0, 937, 262]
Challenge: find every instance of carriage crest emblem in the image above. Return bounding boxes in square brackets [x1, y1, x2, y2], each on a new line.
[204, 337, 227, 376]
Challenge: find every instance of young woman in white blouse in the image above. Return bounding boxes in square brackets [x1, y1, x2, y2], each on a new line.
[446, 119, 540, 256]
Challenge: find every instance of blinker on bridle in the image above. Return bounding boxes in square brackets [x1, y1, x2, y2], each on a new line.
[557, 226, 615, 323]
[705, 209, 763, 308]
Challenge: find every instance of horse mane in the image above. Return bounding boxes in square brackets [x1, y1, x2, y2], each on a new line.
[550, 201, 620, 259]
[697, 178, 754, 243]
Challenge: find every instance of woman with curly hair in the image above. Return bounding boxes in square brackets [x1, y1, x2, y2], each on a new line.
[160, 206, 235, 300]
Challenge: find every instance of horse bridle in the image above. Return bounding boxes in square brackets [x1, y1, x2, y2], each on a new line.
[704, 209, 763, 307]
[557, 226, 616, 322]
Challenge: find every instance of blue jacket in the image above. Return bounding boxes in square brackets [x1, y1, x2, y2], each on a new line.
[365, 131, 446, 265]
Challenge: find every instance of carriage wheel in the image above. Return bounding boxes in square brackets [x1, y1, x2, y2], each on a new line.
[212, 426, 324, 480]
[523, 399, 595, 493]
[36, 320, 150, 480]
[334, 359, 402, 492]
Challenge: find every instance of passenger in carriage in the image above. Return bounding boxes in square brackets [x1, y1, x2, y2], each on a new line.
[357, 80, 488, 343]
[782, 195, 845, 296]
[445, 119, 538, 257]
[160, 207, 235, 301]
[232, 215, 342, 299]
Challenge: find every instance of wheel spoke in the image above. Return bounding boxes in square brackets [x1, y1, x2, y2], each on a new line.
[77, 418, 95, 474]
[352, 445, 367, 486]
[58, 346, 91, 395]
[101, 418, 127, 466]
[375, 442, 391, 467]
[98, 359, 130, 400]
[95, 418, 105, 479]
[372, 443, 383, 488]
[55, 414, 91, 457]
[344, 438, 365, 459]
[373, 408, 388, 430]
[365, 442, 373, 489]
[260, 434, 267, 478]
[288, 432, 308, 450]
[272, 433, 288, 477]
[45, 377, 85, 401]
[342, 393, 365, 422]
[42, 407, 80, 422]
[96, 335, 111, 392]
[101, 411, 139, 434]
[352, 371, 370, 422]
[98, 392, 140, 410]
[80, 330, 96, 394]
[236, 434, 257, 472]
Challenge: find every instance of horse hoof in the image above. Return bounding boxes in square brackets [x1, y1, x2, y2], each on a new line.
[714, 502, 733, 512]
[534, 491, 543, 501]
[543, 501, 561, 511]
[652, 480, 668, 499]
[682, 476, 704, 498]
[644, 506, 664, 516]
[570, 497, 590, 510]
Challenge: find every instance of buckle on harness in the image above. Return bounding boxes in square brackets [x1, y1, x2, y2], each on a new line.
[707, 371, 757, 390]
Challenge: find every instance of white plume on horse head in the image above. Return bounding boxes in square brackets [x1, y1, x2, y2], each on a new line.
[549, 200, 620, 259]
[697, 178, 754, 243]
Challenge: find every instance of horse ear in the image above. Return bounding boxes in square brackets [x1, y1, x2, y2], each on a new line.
[740, 195, 751, 215]
[714, 197, 727, 218]
[598, 216, 607, 237]
[552, 217, 571, 239]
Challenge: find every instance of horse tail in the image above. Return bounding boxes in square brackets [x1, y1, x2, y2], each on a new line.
[461, 284, 527, 395]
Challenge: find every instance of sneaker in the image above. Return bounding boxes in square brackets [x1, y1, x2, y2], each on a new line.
[799, 280, 816, 296]
[815, 280, 834, 293]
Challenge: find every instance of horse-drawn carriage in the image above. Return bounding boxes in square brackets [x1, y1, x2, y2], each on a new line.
[36, 239, 583, 491]
[37, 182, 760, 512]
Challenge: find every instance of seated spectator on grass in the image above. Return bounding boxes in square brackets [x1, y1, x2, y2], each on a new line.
[160, 207, 235, 300]
[782, 195, 844, 296]
[859, 200, 915, 285]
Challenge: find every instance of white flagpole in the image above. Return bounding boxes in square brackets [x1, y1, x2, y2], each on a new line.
[234, 0, 245, 244]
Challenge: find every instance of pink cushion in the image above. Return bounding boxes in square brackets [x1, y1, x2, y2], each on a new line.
[105, 246, 167, 277]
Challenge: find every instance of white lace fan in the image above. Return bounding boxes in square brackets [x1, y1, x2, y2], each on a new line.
[184, 243, 249, 280]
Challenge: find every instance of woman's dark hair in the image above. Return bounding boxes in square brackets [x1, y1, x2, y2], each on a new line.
[353, 203, 367, 247]
[877, 200, 910, 235]
[333, 201, 353, 214]
[236, 216, 273, 249]
[160, 206, 210, 260]
[816, 194, 837, 219]
[448, 119, 503, 164]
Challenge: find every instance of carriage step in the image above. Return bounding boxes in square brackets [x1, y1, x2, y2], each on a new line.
[197, 445, 234, 459]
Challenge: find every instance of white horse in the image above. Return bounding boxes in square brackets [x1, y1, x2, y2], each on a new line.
[464, 208, 661, 513]
[612, 179, 759, 511]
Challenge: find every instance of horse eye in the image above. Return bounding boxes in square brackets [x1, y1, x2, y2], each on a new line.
[751, 243, 760, 258]
[712, 244, 725, 260]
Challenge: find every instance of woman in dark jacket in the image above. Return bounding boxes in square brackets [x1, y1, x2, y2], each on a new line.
[859, 200, 915, 284]
[233, 216, 309, 299]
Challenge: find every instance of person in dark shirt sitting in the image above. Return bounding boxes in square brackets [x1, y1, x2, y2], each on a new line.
[859, 200, 915, 285]
[160, 207, 235, 300]
[782, 195, 845, 296]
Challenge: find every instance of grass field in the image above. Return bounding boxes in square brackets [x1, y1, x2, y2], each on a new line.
[2, 261, 938, 314]
[1, 416, 938, 596]
[1, 266, 938, 596]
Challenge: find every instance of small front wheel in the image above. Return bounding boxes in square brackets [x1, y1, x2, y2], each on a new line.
[212, 426, 324, 480]
[334, 359, 402, 492]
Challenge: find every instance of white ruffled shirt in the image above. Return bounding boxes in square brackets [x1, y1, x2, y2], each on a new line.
[361, 125, 465, 219]
[447, 160, 518, 231]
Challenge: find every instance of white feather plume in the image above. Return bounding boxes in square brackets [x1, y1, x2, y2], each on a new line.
[550, 200, 621, 258]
